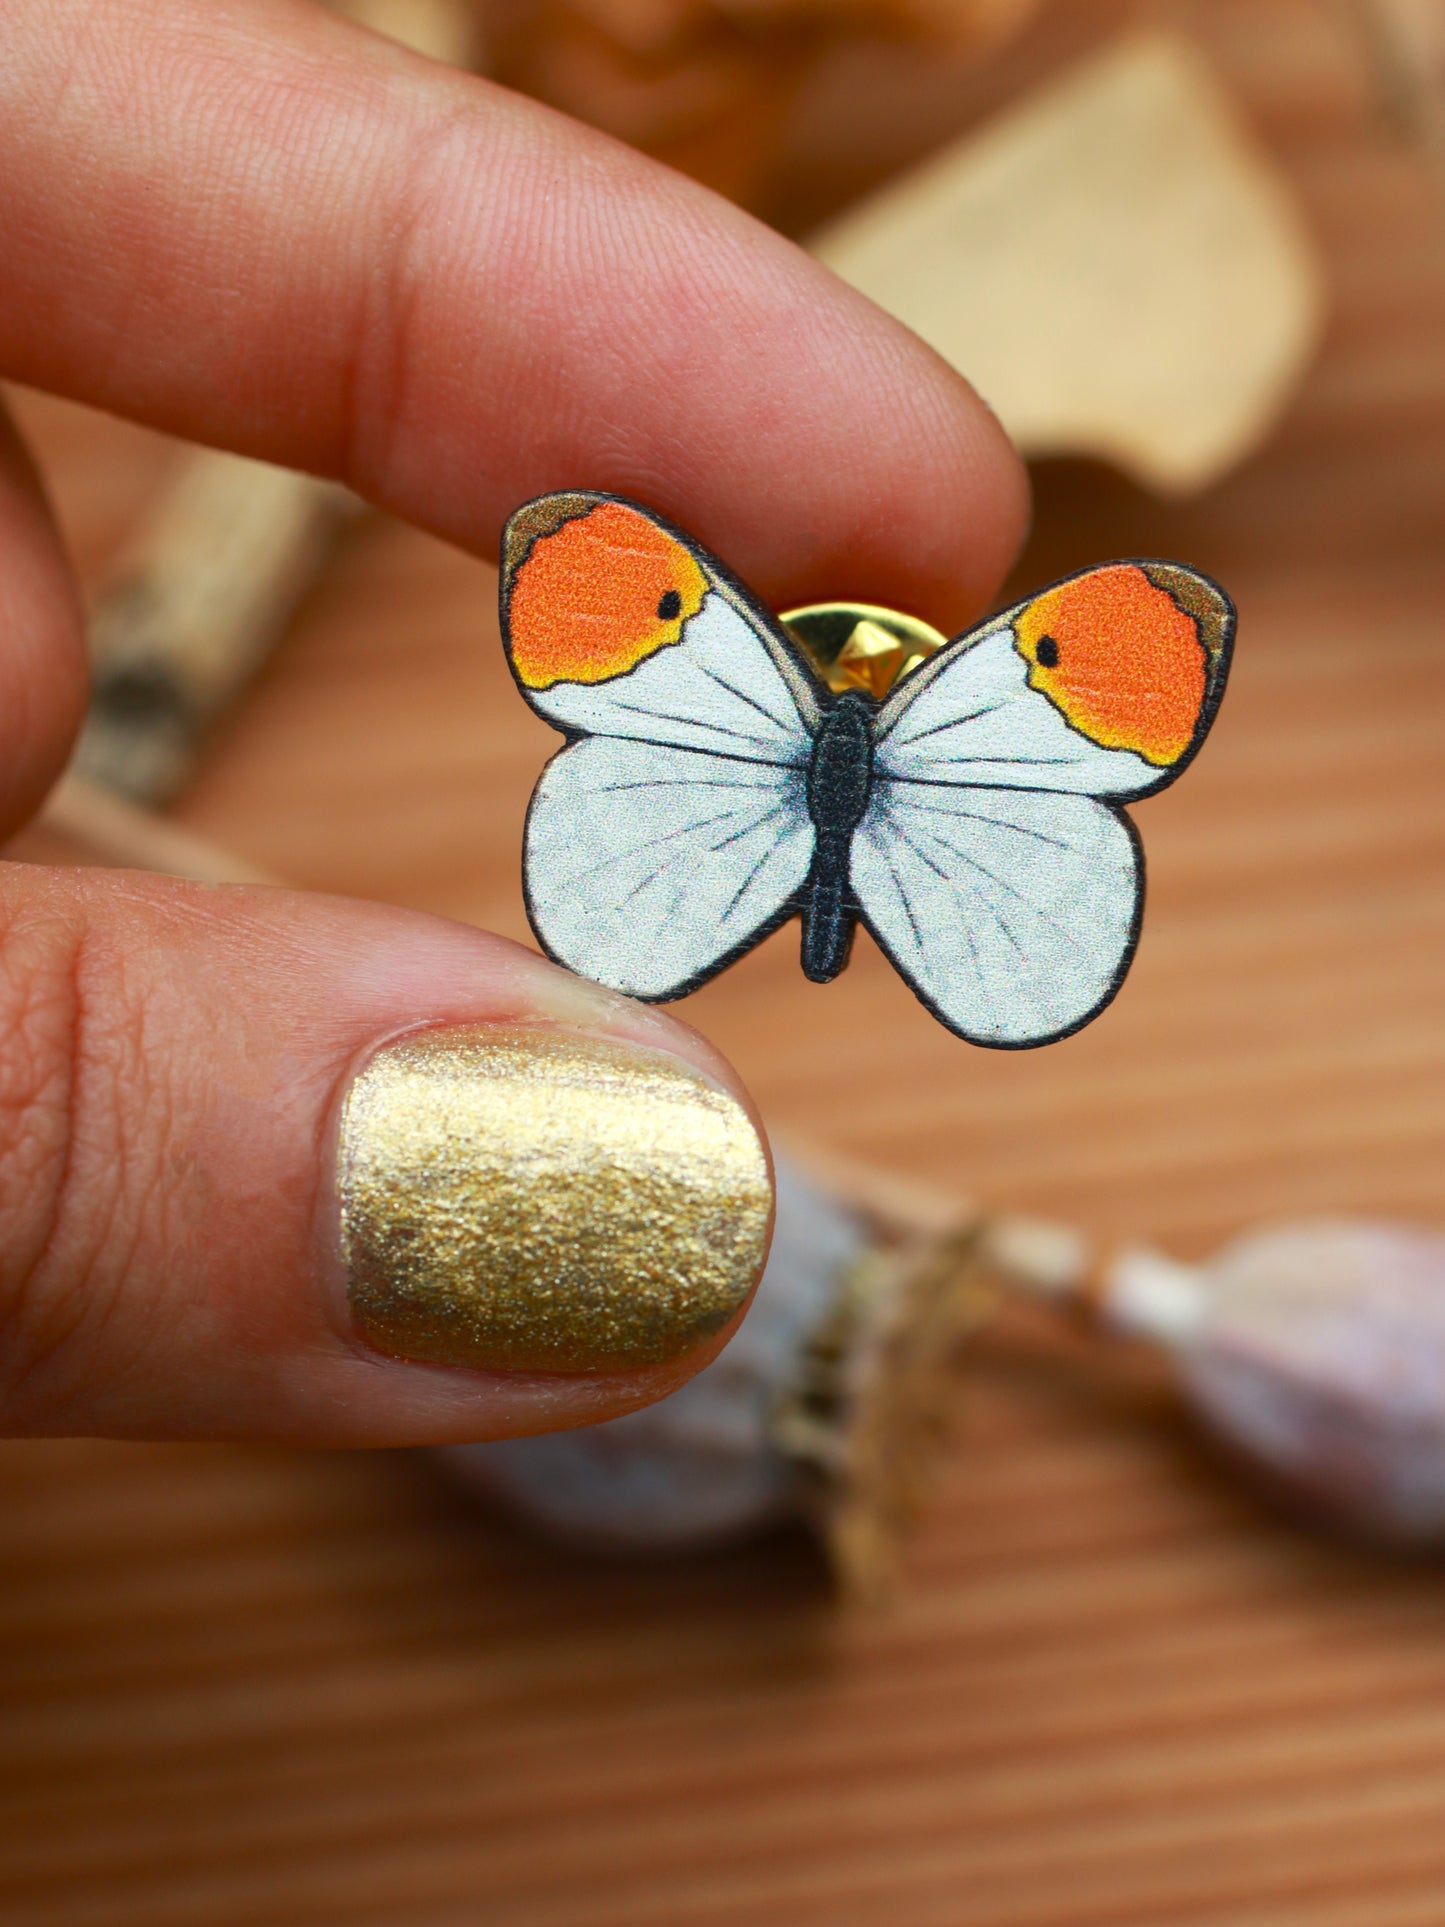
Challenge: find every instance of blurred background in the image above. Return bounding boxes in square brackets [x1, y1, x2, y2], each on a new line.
[4, 0, 1445, 1919]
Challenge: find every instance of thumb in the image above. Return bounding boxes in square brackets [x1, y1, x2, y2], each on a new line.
[0, 865, 773, 1442]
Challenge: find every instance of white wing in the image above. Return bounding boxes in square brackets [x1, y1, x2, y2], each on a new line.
[858, 563, 1233, 1040]
[851, 781, 1140, 1045]
[874, 625, 1165, 796]
[527, 736, 813, 998]
[529, 591, 821, 766]
[501, 494, 827, 999]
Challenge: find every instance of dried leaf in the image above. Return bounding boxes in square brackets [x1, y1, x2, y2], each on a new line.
[811, 31, 1325, 494]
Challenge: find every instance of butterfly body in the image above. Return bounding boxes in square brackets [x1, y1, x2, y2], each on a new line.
[802, 688, 874, 983]
[500, 492, 1234, 1048]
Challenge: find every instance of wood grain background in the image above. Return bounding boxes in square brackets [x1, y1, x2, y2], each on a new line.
[3, 0, 1445, 1920]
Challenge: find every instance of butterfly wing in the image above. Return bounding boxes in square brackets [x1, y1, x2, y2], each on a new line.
[501, 492, 823, 998]
[524, 738, 811, 999]
[850, 784, 1143, 1046]
[874, 560, 1232, 797]
[854, 561, 1233, 1045]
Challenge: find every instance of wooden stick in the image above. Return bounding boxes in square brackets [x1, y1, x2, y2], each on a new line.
[329, 0, 484, 65]
[1351, 0, 1445, 195]
[75, 459, 359, 806]
[39, 775, 283, 887]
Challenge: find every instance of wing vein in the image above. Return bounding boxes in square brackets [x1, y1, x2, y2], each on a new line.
[881, 698, 1009, 750]
[874, 798, 986, 984]
[603, 696, 787, 756]
[593, 774, 781, 796]
[907, 816, 1078, 943]
[875, 782, 1077, 852]
[562, 799, 762, 885]
[692, 660, 804, 735]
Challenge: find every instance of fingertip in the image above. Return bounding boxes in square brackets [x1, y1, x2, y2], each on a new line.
[473, 176, 1032, 628]
[4, 3, 1027, 632]
[0, 872, 776, 1444]
[783, 276, 1033, 628]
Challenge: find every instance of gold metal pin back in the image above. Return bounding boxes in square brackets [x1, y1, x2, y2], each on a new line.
[780, 603, 948, 699]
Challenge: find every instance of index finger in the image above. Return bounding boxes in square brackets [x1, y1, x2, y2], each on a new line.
[0, 0, 1027, 626]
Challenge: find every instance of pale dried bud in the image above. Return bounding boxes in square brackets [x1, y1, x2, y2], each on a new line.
[440, 1160, 865, 1553]
[1104, 1223, 1445, 1541]
[440, 1156, 985, 1597]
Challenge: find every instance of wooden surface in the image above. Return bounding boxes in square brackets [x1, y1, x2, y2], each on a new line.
[4, 1, 1445, 1920]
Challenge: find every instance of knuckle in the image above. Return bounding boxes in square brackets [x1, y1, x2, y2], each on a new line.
[0, 886, 165, 1421]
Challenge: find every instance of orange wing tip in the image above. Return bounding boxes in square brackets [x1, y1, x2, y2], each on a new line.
[1013, 562, 1225, 767]
[505, 498, 708, 691]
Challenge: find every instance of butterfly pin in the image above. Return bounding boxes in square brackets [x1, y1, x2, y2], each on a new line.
[500, 492, 1234, 1047]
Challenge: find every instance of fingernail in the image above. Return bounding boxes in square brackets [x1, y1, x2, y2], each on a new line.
[336, 1024, 772, 1373]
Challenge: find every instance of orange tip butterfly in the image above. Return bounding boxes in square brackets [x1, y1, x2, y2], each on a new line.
[500, 492, 1234, 1048]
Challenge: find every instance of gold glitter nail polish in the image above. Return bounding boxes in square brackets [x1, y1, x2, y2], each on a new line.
[337, 1025, 772, 1374]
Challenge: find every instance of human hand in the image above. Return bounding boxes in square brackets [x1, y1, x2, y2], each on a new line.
[0, 0, 1027, 1443]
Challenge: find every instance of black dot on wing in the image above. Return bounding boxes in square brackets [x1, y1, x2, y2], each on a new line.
[1036, 635, 1059, 669]
[657, 589, 683, 621]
